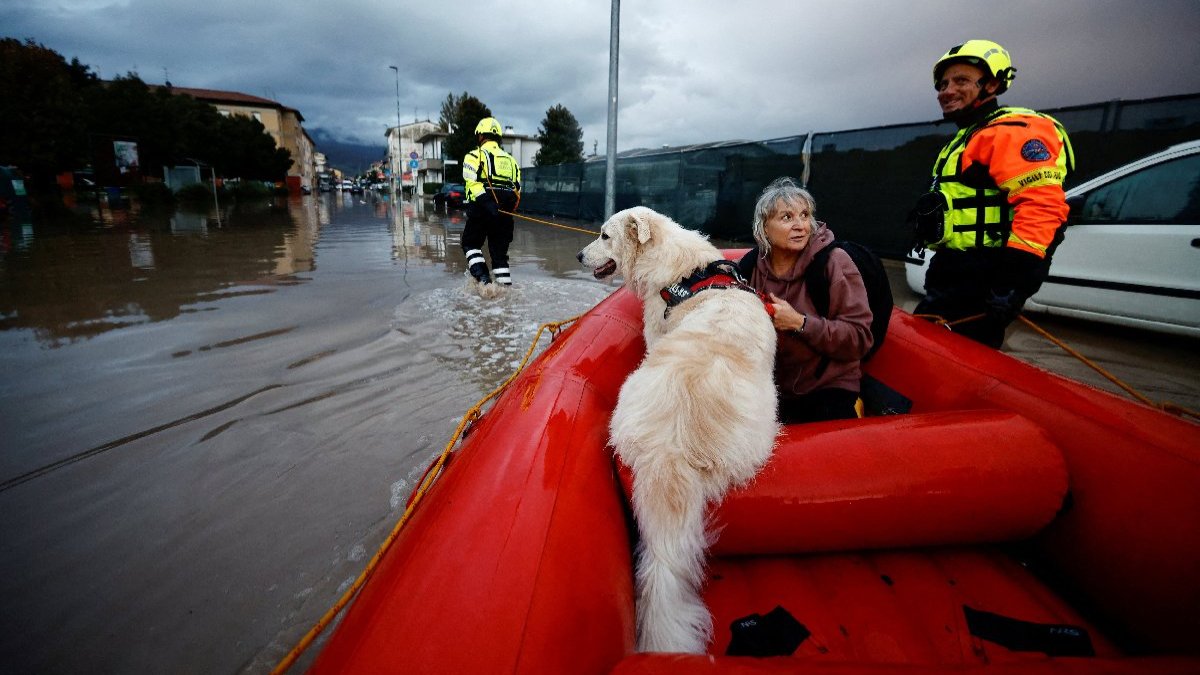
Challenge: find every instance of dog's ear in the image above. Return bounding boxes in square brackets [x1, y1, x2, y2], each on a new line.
[629, 210, 653, 245]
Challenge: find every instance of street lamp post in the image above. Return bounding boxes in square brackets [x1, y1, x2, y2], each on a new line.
[604, 0, 620, 219]
[389, 65, 402, 197]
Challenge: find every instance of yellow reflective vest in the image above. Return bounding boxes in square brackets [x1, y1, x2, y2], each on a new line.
[463, 140, 521, 202]
[929, 106, 1074, 256]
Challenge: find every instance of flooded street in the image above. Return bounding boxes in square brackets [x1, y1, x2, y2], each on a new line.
[1, 193, 1197, 674]
[0, 192, 614, 674]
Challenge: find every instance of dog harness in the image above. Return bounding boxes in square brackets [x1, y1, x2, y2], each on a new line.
[659, 260, 776, 318]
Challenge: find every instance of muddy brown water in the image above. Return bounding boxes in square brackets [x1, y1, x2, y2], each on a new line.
[0, 193, 1195, 673]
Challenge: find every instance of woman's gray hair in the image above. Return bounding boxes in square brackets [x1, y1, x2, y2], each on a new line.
[751, 176, 817, 255]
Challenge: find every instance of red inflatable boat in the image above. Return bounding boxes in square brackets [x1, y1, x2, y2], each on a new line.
[307, 268, 1200, 674]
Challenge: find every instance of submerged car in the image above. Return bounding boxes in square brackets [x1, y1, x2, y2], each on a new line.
[433, 183, 466, 208]
[905, 139, 1200, 337]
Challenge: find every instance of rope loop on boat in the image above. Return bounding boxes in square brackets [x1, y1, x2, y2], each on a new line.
[913, 312, 986, 328]
[916, 311, 1197, 419]
[271, 312, 586, 674]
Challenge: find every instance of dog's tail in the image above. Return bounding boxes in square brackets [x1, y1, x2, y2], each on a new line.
[630, 456, 715, 654]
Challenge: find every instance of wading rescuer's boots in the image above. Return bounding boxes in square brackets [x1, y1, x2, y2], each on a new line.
[493, 267, 512, 286]
[465, 249, 491, 284]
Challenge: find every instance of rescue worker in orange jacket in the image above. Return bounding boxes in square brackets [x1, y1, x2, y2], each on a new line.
[912, 39, 1074, 348]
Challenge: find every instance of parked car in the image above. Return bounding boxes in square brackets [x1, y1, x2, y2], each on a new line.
[905, 139, 1200, 337]
[433, 183, 466, 208]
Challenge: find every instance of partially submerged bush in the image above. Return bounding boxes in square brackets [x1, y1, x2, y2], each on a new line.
[176, 183, 218, 204]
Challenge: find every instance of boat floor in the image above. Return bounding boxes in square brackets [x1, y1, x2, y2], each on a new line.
[702, 546, 1116, 665]
[610, 546, 1200, 673]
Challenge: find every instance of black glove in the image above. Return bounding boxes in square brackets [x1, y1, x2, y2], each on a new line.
[985, 288, 1021, 324]
[985, 248, 1045, 324]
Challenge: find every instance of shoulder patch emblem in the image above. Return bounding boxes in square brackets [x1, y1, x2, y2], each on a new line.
[1021, 139, 1051, 162]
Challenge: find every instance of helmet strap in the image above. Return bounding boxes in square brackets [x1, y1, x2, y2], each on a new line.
[972, 77, 1002, 108]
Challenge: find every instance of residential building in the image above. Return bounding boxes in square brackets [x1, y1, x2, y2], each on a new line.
[386, 120, 440, 196]
[415, 130, 450, 191]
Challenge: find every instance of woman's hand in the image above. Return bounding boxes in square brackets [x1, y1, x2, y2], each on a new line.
[768, 293, 807, 333]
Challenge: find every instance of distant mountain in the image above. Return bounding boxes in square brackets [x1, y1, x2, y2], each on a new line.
[309, 128, 386, 173]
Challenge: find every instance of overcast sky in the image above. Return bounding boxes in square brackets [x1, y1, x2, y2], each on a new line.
[5, 0, 1200, 154]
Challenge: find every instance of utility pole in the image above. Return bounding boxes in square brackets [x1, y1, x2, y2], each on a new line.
[389, 65, 403, 198]
[605, 0, 620, 220]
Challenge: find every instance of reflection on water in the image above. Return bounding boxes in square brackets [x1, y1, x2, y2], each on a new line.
[0, 200, 312, 347]
[0, 192, 613, 674]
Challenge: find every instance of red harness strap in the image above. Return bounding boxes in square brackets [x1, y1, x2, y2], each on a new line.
[660, 265, 776, 318]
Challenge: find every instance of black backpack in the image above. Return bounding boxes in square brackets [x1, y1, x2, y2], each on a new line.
[738, 240, 893, 366]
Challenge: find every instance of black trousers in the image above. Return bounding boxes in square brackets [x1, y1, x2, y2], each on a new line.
[779, 388, 860, 424]
[914, 248, 1048, 349]
[461, 193, 516, 270]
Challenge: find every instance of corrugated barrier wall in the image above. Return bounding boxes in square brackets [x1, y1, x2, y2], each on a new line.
[518, 93, 1200, 258]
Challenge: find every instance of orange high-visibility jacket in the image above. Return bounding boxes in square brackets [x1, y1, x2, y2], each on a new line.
[931, 107, 1074, 258]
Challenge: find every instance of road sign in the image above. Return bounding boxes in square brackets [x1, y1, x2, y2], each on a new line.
[409, 159, 419, 169]
[409, 152, 419, 159]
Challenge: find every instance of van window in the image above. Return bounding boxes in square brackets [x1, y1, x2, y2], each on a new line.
[1077, 153, 1200, 224]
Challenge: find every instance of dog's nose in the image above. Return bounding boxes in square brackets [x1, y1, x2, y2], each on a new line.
[576, 251, 584, 263]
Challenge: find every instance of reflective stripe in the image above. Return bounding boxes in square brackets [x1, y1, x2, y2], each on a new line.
[465, 249, 486, 266]
[999, 166, 1067, 194]
[493, 267, 512, 285]
[462, 161, 478, 183]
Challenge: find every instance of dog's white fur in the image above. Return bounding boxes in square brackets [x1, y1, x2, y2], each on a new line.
[578, 206, 778, 653]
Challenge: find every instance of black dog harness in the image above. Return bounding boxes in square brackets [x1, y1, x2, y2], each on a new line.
[659, 260, 775, 318]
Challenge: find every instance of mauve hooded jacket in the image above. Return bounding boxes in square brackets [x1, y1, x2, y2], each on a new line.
[751, 223, 874, 399]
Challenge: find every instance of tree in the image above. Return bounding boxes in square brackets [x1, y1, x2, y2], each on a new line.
[83, 74, 290, 183]
[0, 38, 93, 193]
[212, 114, 292, 180]
[0, 39, 293, 198]
[439, 91, 492, 182]
[534, 104, 584, 166]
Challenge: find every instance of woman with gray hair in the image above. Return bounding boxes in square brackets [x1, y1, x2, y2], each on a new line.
[737, 177, 874, 422]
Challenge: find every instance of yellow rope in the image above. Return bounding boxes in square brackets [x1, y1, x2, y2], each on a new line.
[500, 208, 599, 236]
[271, 313, 584, 674]
[1016, 315, 1198, 419]
[912, 312, 987, 328]
[915, 311, 1198, 419]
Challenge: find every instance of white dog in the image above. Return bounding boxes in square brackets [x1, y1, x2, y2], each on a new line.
[578, 206, 779, 653]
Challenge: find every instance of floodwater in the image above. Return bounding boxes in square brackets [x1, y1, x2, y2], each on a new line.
[0, 192, 614, 674]
[0, 192, 1196, 674]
